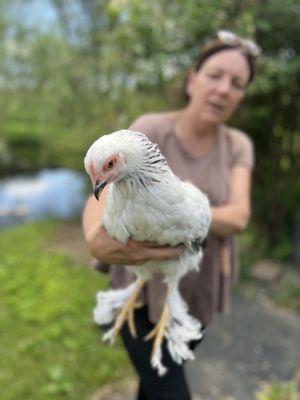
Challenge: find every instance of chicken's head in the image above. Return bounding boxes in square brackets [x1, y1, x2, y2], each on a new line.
[84, 130, 146, 200]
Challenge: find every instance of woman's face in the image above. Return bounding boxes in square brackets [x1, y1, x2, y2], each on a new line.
[187, 49, 251, 124]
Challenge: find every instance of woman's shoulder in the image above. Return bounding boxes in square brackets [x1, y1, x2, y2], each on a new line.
[129, 112, 173, 144]
[222, 125, 253, 145]
[222, 125, 255, 168]
[129, 112, 172, 131]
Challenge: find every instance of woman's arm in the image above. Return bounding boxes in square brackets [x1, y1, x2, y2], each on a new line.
[210, 165, 252, 237]
[82, 187, 183, 265]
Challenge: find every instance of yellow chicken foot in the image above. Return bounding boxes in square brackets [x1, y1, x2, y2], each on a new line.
[144, 302, 169, 360]
[127, 300, 144, 337]
[110, 279, 145, 340]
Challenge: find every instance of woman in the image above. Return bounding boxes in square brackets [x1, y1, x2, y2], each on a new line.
[82, 31, 259, 400]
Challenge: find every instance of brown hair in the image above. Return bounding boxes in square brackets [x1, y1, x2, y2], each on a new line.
[184, 38, 256, 101]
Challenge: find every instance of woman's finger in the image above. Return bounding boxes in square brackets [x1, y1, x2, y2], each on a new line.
[144, 245, 184, 261]
[128, 239, 164, 248]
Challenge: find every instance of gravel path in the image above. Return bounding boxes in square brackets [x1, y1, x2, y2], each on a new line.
[185, 290, 300, 399]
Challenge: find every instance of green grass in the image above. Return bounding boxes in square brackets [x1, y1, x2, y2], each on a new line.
[255, 380, 300, 400]
[271, 277, 300, 313]
[0, 221, 131, 400]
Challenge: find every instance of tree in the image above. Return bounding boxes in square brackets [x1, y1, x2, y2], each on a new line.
[1, 0, 300, 259]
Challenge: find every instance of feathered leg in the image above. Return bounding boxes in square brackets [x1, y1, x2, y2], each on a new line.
[143, 285, 204, 376]
[144, 291, 170, 376]
[144, 301, 169, 349]
[94, 279, 145, 342]
[166, 286, 203, 364]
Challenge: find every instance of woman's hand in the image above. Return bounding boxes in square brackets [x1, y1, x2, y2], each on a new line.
[86, 225, 184, 265]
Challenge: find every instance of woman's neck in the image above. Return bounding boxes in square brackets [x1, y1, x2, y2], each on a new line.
[170, 108, 219, 158]
[172, 107, 217, 139]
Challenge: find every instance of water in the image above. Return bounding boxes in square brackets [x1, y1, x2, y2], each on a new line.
[0, 169, 87, 228]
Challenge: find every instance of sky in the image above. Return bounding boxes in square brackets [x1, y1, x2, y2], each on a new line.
[9, 0, 57, 30]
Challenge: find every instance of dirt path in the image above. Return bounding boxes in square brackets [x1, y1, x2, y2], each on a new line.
[186, 290, 300, 399]
[46, 219, 91, 265]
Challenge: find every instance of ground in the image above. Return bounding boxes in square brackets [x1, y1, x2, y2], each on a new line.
[51, 220, 300, 400]
[46, 219, 92, 265]
[185, 289, 300, 399]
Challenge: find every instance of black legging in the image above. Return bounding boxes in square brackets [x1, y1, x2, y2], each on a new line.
[120, 306, 204, 400]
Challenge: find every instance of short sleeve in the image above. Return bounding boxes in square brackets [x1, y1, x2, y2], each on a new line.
[228, 129, 255, 169]
[128, 114, 165, 148]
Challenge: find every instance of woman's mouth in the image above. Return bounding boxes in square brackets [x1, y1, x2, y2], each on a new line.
[207, 102, 226, 113]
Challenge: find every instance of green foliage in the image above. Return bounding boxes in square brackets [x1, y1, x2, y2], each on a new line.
[1, 0, 300, 256]
[238, 226, 300, 313]
[239, 223, 294, 280]
[0, 221, 131, 400]
[255, 381, 300, 400]
[271, 276, 300, 313]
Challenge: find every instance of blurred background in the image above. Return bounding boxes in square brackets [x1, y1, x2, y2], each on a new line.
[0, 1, 299, 399]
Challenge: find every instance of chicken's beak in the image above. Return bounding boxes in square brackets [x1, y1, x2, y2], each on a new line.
[93, 180, 108, 201]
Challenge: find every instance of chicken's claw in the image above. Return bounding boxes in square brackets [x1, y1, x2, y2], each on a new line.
[144, 303, 169, 363]
[107, 279, 145, 341]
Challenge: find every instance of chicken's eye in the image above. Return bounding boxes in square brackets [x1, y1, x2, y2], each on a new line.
[107, 159, 114, 169]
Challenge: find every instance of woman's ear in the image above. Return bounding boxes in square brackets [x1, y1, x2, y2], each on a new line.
[185, 69, 197, 98]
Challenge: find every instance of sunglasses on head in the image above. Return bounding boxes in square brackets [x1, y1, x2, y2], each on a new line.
[217, 30, 261, 57]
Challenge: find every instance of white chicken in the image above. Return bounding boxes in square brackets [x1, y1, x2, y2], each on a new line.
[84, 129, 211, 375]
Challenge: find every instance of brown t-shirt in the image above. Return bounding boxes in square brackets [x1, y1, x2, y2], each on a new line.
[108, 112, 254, 326]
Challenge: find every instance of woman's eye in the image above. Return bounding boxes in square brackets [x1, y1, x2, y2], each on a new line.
[233, 81, 244, 90]
[208, 73, 220, 80]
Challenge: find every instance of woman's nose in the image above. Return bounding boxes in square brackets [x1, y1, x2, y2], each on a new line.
[216, 78, 231, 95]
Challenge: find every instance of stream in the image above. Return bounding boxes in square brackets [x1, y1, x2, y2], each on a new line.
[0, 169, 87, 228]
